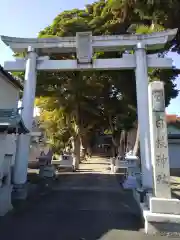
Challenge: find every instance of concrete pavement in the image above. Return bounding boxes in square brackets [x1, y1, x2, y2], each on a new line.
[0, 157, 177, 239]
[78, 156, 111, 173]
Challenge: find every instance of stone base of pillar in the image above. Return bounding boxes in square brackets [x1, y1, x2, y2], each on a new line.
[12, 183, 28, 200]
[0, 185, 13, 216]
[133, 191, 180, 236]
[150, 197, 180, 215]
[144, 210, 180, 235]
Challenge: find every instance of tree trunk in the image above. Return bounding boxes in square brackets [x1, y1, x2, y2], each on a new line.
[111, 145, 117, 158]
[112, 134, 119, 157]
[73, 134, 81, 170]
[81, 134, 91, 157]
[109, 115, 119, 156]
[118, 130, 126, 156]
[124, 131, 128, 154]
[133, 123, 140, 156]
[73, 103, 81, 168]
[80, 138, 84, 162]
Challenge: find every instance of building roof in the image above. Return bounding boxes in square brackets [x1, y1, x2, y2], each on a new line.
[166, 114, 180, 129]
[166, 114, 180, 123]
[0, 65, 23, 90]
[0, 109, 29, 134]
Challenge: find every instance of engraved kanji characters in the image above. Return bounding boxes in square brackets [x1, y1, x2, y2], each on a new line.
[156, 173, 168, 185]
[156, 154, 168, 168]
[156, 135, 167, 149]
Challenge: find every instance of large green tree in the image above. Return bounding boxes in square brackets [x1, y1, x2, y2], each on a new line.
[24, 0, 179, 164]
[107, 0, 180, 52]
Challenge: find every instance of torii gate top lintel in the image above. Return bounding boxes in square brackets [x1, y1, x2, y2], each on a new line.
[1, 28, 178, 55]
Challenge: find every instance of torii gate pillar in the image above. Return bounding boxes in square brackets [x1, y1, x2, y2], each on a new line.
[13, 47, 37, 198]
[135, 42, 152, 188]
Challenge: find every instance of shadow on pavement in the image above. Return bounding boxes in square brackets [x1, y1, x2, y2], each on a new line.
[0, 172, 145, 240]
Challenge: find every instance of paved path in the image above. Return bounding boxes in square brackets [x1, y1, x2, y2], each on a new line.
[78, 156, 111, 173]
[0, 157, 177, 239]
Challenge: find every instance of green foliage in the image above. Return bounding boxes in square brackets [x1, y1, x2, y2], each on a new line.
[107, 0, 180, 52]
[14, 0, 180, 153]
[36, 98, 72, 153]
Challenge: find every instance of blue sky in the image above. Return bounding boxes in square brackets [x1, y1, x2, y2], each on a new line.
[0, 0, 179, 115]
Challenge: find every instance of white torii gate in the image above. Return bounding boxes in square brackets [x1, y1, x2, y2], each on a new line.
[1, 29, 177, 197]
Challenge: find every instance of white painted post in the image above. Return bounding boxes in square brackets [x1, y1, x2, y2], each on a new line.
[135, 42, 153, 189]
[148, 81, 171, 198]
[13, 47, 37, 198]
[21, 47, 38, 130]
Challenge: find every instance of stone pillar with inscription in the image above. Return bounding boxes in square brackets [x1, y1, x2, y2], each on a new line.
[144, 81, 180, 235]
[149, 81, 171, 199]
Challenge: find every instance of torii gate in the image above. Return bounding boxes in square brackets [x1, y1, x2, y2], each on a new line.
[1, 29, 177, 197]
